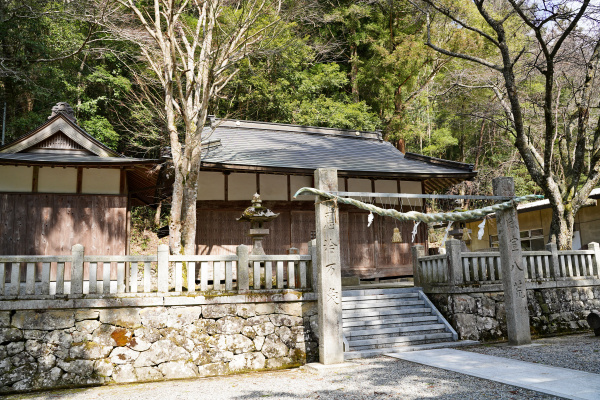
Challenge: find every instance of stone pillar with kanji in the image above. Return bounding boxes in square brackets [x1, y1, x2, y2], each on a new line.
[315, 168, 344, 364]
[493, 177, 531, 345]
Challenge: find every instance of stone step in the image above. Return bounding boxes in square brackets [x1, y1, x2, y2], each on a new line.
[349, 328, 448, 342]
[343, 312, 435, 325]
[342, 299, 424, 310]
[344, 340, 479, 360]
[342, 287, 421, 297]
[342, 306, 432, 320]
[343, 315, 439, 329]
[345, 323, 448, 339]
[348, 332, 454, 349]
[341, 293, 419, 303]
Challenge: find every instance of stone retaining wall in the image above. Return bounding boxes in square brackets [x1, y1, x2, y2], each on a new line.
[0, 297, 317, 393]
[429, 286, 600, 341]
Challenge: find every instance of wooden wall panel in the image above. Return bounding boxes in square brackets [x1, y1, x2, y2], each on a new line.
[13, 194, 28, 255]
[0, 194, 15, 254]
[196, 210, 251, 255]
[374, 216, 413, 276]
[339, 211, 350, 269]
[262, 210, 291, 254]
[195, 200, 424, 279]
[290, 210, 315, 254]
[346, 212, 375, 278]
[0, 193, 127, 256]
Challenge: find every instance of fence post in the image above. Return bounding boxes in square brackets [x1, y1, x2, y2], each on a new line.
[446, 239, 463, 285]
[411, 245, 425, 287]
[309, 239, 318, 290]
[157, 244, 169, 293]
[236, 244, 250, 291]
[546, 242, 560, 278]
[71, 244, 84, 295]
[589, 242, 600, 278]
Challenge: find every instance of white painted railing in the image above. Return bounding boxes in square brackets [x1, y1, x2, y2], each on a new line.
[413, 241, 600, 287]
[0, 242, 316, 298]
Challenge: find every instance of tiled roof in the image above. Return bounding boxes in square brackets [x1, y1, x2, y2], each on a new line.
[200, 119, 475, 178]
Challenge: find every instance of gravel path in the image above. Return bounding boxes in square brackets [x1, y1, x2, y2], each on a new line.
[6, 334, 599, 400]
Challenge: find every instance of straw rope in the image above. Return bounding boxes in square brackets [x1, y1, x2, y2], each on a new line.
[293, 187, 544, 223]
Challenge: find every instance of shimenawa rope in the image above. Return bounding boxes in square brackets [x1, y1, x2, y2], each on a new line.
[293, 187, 544, 224]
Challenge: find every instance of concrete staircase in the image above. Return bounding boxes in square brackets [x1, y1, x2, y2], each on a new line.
[343, 287, 467, 359]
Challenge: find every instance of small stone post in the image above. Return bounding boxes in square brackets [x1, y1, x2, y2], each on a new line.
[411, 245, 425, 287]
[493, 177, 531, 345]
[157, 244, 169, 293]
[446, 239, 463, 285]
[315, 168, 344, 364]
[236, 244, 250, 291]
[70, 244, 84, 295]
[588, 242, 600, 278]
[546, 242, 560, 278]
[309, 239, 318, 290]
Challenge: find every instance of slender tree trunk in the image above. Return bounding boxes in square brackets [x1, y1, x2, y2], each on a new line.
[474, 121, 485, 171]
[350, 37, 359, 102]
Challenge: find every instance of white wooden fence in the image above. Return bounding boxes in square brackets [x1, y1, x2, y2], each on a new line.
[412, 241, 600, 287]
[0, 242, 316, 298]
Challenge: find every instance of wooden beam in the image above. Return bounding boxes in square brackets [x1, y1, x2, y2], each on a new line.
[224, 172, 229, 201]
[198, 162, 477, 180]
[287, 174, 291, 202]
[120, 168, 126, 195]
[256, 173, 260, 194]
[76, 167, 83, 194]
[31, 166, 39, 193]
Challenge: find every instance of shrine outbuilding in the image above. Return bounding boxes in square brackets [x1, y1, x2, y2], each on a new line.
[0, 103, 157, 256]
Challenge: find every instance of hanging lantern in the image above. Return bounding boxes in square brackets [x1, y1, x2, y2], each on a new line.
[392, 227, 402, 243]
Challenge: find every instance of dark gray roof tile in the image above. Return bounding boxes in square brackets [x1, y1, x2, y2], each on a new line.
[201, 121, 474, 177]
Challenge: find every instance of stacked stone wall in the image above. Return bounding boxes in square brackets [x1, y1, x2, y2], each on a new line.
[0, 300, 317, 393]
[429, 286, 600, 341]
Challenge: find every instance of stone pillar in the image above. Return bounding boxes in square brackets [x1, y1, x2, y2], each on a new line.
[315, 168, 344, 364]
[70, 244, 84, 295]
[446, 239, 463, 285]
[157, 244, 169, 293]
[411, 245, 425, 287]
[236, 244, 250, 291]
[493, 177, 531, 345]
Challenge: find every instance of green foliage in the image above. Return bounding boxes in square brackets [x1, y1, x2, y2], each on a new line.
[0, 0, 562, 204]
[216, 25, 379, 130]
[80, 116, 120, 149]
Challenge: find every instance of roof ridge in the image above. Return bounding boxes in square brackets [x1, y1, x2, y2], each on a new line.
[211, 118, 383, 141]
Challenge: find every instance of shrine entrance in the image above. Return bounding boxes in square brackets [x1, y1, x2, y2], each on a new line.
[297, 168, 541, 364]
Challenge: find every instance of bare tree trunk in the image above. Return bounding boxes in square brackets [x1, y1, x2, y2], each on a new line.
[549, 203, 574, 250]
[114, 0, 282, 256]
